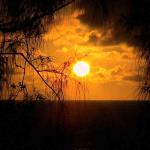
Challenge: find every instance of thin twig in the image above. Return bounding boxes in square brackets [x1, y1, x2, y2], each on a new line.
[0, 0, 75, 33]
[0, 52, 61, 100]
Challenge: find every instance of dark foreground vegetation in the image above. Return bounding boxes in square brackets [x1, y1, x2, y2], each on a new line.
[0, 100, 150, 150]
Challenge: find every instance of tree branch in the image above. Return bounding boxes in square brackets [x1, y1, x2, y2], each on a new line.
[0, 52, 61, 100]
[0, 0, 75, 33]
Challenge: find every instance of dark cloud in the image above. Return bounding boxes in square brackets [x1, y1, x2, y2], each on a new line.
[88, 33, 99, 44]
[96, 72, 105, 78]
[76, 28, 82, 33]
[122, 55, 131, 60]
[102, 47, 124, 53]
[78, 0, 150, 49]
[123, 75, 144, 82]
[88, 32, 124, 52]
[77, 0, 150, 91]
[88, 31, 123, 47]
[99, 38, 121, 47]
[111, 67, 123, 76]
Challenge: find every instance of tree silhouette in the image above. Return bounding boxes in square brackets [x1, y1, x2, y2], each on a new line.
[0, 0, 77, 100]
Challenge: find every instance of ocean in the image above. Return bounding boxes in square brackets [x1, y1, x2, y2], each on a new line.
[0, 100, 149, 150]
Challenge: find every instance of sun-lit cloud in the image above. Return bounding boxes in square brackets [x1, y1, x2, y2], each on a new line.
[39, 9, 139, 100]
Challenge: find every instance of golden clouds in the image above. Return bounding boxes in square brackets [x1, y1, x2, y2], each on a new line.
[40, 10, 139, 100]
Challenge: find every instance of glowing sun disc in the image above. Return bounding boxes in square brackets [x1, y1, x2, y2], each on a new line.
[73, 61, 90, 77]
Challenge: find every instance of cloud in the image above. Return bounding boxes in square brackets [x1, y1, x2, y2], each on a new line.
[102, 47, 124, 53]
[78, 0, 150, 50]
[123, 74, 144, 82]
[122, 54, 131, 60]
[41, 9, 139, 100]
[111, 67, 123, 76]
[88, 32, 99, 44]
[77, 0, 150, 90]
[87, 32, 125, 52]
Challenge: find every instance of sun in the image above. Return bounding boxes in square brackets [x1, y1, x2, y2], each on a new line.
[73, 61, 90, 77]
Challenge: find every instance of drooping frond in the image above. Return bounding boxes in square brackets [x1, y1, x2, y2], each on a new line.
[0, 0, 76, 36]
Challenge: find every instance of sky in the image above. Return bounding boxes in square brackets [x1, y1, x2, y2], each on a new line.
[37, 9, 141, 100]
[2, 0, 149, 100]
[0, 0, 149, 101]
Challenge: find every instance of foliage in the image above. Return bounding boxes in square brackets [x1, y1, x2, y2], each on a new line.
[0, 0, 78, 100]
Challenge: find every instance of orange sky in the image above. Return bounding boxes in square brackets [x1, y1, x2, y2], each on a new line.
[35, 9, 140, 100]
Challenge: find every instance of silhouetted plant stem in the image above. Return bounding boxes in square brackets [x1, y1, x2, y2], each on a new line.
[0, 52, 61, 100]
